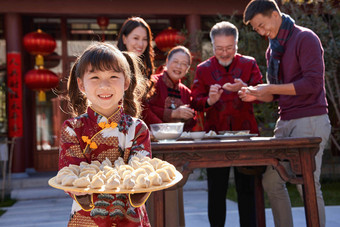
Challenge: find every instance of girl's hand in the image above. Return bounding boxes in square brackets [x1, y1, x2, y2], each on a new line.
[171, 105, 195, 120]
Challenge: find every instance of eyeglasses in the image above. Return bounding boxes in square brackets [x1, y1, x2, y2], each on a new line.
[213, 45, 235, 53]
[171, 60, 190, 68]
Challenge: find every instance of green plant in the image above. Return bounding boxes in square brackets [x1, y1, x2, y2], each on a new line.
[0, 196, 17, 217]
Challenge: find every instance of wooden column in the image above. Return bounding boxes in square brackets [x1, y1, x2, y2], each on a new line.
[185, 14, 201, 53]
[5, 13, 25, 173]
[185, 14, 201, 84]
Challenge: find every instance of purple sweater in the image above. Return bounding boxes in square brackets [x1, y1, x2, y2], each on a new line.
[266, 24, 328, 120]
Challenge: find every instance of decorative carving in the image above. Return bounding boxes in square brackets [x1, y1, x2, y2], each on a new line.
[224, 151, 240, 160]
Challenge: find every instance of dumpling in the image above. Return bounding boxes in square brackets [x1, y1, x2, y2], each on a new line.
[91, 160, 101, 168]
[122, 175, 135, 189]
[105, 176, 120, 190]
[140, 164, 155, 175]
[139, 156, 151, 163]
[129, 155, 140, 163]
[121, 170, 133, 180]
[79, 161, 90, 169]
[73, 175, 91, 188]
[117, 165, 134, 177]
[132, 168, 147, 177]
[79, 169, 97, 178]
[156, 169, 171, 182]
[129, 160, 141, 170]
[100, 157, 112, 170]
[68, 164, 80, 175]
[114, 157, 125, 169]
[93, 171, 106, 183]
[149, 158, 163, 170]
[56, 169, 76, 184]
[161, 165, 176, 180]
[105, 169, 120, 180]
[81, 166, 98, 174]
[148, 172, 162, 186]
[61, 175, 78, 186]
[88, 164, 100, 173]
[135, 173, 150, 188]
[103, 165, 114, 174]
[90, 175, 105, 189]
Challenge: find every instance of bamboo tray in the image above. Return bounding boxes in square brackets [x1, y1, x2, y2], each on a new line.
[48, 170, 183, 194]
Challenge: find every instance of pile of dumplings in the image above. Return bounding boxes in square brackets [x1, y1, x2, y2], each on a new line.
[56, 155, 177, 191]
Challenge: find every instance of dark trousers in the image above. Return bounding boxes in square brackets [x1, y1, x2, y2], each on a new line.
[207, 167, 256, 227]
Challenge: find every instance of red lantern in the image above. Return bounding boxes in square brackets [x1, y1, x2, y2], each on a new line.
[25, 68, 59, 102]
[23, 29, 56, 56]
[97, 16, 109, 30]
[25, 68, 59, 90]
[155, 28, 186, 52]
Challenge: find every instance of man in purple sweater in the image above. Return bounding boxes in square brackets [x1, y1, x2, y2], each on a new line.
[240, 0, 331, 226]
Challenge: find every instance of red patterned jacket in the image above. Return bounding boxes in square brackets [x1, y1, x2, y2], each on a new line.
[191, 54, 262, 134]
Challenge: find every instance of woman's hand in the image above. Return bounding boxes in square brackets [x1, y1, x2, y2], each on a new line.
[171, 105, 195, 120]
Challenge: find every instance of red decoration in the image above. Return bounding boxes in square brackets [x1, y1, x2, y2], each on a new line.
[23, 29, 56, 56]
[97, 16, 109, 30]
[155, 28, 186, 52]
[25, 68, 59, 91]
[7, 53, 23, 138]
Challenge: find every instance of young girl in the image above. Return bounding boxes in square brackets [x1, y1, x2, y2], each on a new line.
[59, 42, 151, 226]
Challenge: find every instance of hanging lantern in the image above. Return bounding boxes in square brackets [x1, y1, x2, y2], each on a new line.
[155, 27, 186, 52]
[23, 29, 56, 56]
[97, 16, 109, 30]
[23, 29, 58, 102]
[25, 68, 59, 102]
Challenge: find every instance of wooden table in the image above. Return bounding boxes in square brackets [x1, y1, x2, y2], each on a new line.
[151, 137, 321, 227]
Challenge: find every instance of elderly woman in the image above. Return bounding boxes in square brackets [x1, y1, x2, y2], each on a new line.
[143, 45, 195, 131]
[143, 46, 195, 227]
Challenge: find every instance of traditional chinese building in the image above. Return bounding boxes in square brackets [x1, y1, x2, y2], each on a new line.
[0, 0, 249, 173]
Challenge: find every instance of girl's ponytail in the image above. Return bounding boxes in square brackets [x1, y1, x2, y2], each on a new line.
[67, 58, 87, 116]
[122, 52, 146, 118]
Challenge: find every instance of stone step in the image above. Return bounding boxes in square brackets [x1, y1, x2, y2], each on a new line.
[11, 187, 69, 200]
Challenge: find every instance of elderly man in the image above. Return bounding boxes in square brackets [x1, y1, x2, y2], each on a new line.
[241, 1, 331, 227]
[191, 21, 263, 227]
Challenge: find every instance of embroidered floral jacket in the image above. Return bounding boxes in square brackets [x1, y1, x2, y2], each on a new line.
[59, 106, 151, 227]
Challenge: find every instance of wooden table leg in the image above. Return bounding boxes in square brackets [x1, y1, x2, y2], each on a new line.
[300, 148, 319, 227]
[255, 174, 266, 227]
[153, 190, 165, 227]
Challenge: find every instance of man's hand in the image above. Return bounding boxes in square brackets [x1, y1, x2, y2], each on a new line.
[223, 78, 247, 92]
[238, 85, 274, 102]
[171, 105, 195, 120]
[238, 87, 257, 102]
[207, 84, 223, 106]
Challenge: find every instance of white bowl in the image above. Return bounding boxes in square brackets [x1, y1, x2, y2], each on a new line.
[190, 131, 206, 141]
[150, 123, 184, 141]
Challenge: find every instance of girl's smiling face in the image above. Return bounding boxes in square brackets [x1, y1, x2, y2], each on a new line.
[77, 67, 129, 117]
[123, 26, 148, 57]
[166, 52, 190, 83]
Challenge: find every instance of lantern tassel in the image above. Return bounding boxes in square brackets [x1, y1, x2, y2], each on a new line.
[38, 90, 46, 102]
[35, 54, 44, 67]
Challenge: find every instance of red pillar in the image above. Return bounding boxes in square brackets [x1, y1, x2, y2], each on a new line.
[5, 13, 26, 173]
[185, 14, 201, 53]
[185, 15, 202, 85]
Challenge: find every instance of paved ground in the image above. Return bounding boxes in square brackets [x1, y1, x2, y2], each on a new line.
[1, 188, 340, 227]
